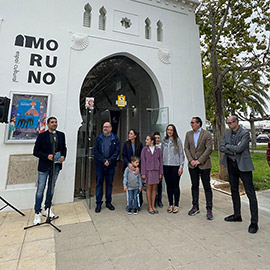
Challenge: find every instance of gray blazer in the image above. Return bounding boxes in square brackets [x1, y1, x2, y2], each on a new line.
[220, 127, 254, 172]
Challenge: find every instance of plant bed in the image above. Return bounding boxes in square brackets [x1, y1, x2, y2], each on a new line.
[211, 178, 245, 195]
[210, 151, 270, 191]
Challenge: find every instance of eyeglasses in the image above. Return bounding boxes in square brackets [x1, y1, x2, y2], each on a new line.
[103, 126, 111, 128]
[226, 121, 235, 125]
[190, 121, 196, 124]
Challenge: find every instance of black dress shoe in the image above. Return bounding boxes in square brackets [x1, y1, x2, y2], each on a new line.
[224, 214, 242, 222]
[106, 204, 115, 211]
[95, 205, 101, 213]
[158, 201, 163, 208]
[248, 223, 258, 234]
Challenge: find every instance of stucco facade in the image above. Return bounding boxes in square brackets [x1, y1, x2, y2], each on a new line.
[0, 0, 205, 210]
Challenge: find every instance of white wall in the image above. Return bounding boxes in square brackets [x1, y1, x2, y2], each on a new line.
[0, 0, 203, 210]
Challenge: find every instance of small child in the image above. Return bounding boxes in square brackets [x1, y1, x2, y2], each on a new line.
[123, 156, 142, 214]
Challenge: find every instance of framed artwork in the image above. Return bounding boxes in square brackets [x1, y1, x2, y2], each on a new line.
[5, 92, 51, 143]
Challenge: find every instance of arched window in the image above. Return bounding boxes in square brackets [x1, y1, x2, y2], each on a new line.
[157, 20, 163, 42]
[83, 3, 92, 28]
[145, 18, 151, 40]
[99, 7, 107, 30]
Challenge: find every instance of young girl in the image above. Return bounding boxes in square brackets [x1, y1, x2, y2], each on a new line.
[141, 135, 163, 214]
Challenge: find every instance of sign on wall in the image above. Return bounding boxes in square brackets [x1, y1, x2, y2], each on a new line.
[85, 97, 94, 109]
[116, 95, 126, 107]
[13, 34, 59, 85]
[5, 92, 51, 143]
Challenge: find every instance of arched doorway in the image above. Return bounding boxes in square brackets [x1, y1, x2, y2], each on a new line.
[74, 55, 166, 203]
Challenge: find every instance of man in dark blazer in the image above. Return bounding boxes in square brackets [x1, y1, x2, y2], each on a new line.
[220, 115, 258, 233]
[94, 122, 120, 213]
[33, 117, 67, 225]
[184, 117, 213, 220]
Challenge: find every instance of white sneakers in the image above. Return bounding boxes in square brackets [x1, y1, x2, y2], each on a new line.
[33, 208, 56, 225]
[43, 208, 55, 218]
[33, 213, 41, 225]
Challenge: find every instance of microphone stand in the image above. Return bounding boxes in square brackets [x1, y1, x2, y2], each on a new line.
[24, 131, 61, 232]
[0, 196, 25, 216]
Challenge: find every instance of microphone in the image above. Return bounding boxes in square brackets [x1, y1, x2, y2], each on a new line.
[53, 131, 57, 142]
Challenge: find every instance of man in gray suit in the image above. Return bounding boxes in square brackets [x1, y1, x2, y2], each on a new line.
[184, 117, 213, 220]
[220, 115, 258, 233]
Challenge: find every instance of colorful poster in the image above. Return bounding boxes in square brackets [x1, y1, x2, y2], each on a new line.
[6, 92, 51, 142]
[16, 100, 40, 129]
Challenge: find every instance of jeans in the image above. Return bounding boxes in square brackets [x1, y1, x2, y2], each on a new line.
[227, 158, 258, 223]
[188, 167, 212, 210]
[126, 190, 141, 210]
[96, 166, 115, 206]
[164, 166, 181, 206]
[127, 189, 139, 210]
[34, 166, 60, 214]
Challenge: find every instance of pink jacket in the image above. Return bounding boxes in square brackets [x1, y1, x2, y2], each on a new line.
[141, 146, 163, 175]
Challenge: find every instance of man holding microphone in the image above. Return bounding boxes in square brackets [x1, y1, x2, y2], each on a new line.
[33, 117, 67, 225]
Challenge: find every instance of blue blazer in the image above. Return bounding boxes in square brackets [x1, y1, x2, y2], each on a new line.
[122, 141, 143, 171]
[94, 133, 120, 168]
[33, 130, 67, 172]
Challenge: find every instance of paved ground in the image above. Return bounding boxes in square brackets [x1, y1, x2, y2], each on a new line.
[1, 189, 270, 270]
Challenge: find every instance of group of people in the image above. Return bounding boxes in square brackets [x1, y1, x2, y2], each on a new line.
[32, 115, 259, 234]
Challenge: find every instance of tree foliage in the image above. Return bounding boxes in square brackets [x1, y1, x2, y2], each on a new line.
[196, 0, 270, 178]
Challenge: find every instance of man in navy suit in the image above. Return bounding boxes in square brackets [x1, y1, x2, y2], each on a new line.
[33, 117, 67, 225]
[94, 122, 120, 213]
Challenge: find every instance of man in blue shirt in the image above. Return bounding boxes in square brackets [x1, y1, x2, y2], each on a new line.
[184, 117, 213, 220]
[94, 122, 120, 213]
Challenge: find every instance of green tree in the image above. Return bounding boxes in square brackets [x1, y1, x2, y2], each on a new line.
[197, 0, 270, 179]
[224, 70, 270, 147]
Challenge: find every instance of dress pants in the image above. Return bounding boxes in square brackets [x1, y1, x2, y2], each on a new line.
[164, 166, 181, 206]
[95, 166, 115, 206]
[156, 181, 162, 203]
[188, 167, 212, 210]
[227, 158, 258, 224]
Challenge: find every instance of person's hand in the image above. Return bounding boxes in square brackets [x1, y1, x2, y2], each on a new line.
[159, 174, 163, 180]
[124, 186, 127, 192]
[48, 154, 53, 161]
[178, 168, 183, 176]
[238, 141, 241, 146]
[190, 160, 197, 166]
[191, 160, 200, 167]
[128, 163, 134, 170]
[58, 156, 65, 163]
[142, 175, 146, 180]
[195, 160, 200, 166]
[104, 160, 109, 166]
[134, 167, 139, 175]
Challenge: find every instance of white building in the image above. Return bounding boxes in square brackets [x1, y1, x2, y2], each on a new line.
[0, 0, 205, 210]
